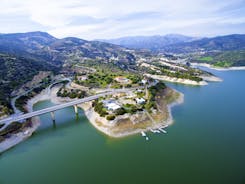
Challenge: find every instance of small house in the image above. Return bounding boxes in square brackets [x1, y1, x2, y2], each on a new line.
[135, 98, 146, 104]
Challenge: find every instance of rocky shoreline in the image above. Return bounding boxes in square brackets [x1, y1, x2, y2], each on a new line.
[145, 74, 208, 86]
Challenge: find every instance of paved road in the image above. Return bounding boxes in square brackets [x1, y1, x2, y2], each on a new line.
[0, 88, 134, 125]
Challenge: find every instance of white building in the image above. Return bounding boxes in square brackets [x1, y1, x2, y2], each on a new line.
[141, 79, 147, 85]
[106, 103, 121, 111]
[135, 98, 146, 104]
[77, 75, 87, 81]
[103, 99, 121, 111]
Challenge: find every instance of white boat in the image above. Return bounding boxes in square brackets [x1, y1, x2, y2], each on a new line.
[146, 137, 149, 141]
[141, 131, 146, 137]
[159, 128, 167, 133]
[23, 130, 29, 135]
[155, 130, 161, 133]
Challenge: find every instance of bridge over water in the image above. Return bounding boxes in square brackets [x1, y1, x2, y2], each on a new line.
[0, 88, 133, 125]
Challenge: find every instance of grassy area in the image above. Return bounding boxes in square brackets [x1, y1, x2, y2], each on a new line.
[198, 56, 213, 62]
[75, 70, 142, 88]
[192, 50, 245, 67]
[92, 100, 108, 117]
[57, 88, 86, 99]
[213, 61, 233, 68]
[141, 64, 203, 82]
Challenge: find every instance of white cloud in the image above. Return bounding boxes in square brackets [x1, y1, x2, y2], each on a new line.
[0, 0, 244, 39]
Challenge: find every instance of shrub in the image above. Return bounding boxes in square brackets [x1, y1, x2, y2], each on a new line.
[106, 115, 116, 121]
[115, 108, 127, 115]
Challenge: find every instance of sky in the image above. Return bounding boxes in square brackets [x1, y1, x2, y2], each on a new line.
[0, 0, 245, 40]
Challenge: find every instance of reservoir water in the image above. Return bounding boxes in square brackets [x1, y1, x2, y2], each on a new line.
[0, 68, 245, 184]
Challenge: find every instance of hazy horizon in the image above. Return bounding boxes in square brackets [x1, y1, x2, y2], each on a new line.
[1, 0, 245, 40]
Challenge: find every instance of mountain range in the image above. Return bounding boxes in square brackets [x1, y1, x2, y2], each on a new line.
[98, 34, 196, 51]
[100, 34, 245, 53]
[0, 31, 137, 68]
[163, 34, 245, 53]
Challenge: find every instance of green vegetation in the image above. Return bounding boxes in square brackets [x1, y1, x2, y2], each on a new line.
[0, 106, 11, 115]
[114, 108, 127, 116]
[15, 77, 52, 113]
[75, 68, 142, 88]
[76, 72, 116, 88]
[106, 115, 116, 121]
[192, 50, 245, 67]
[140, 60, 204, 82]
[145, 82, 166, 112]
[142, 66, 202, 82]
[113, 105, 141, 116]
[76, 60, 123, 73]
[0, 120, 33, 142]
[57, 88, 86, 99]
[198, 56, 213, 62]
[0, 122, 22, 137]
[0, 53, 57, 114]
[162, 70, 202, 82]
[213, 61, 233, 68]
[122, 104, 139, 114]
[0, 124, 4, 129]
[127, 75, 142, 84]
[92, 100, 108, 117]
[136, 91, 145, 98]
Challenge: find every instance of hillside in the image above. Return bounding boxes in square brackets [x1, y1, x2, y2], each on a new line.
[0, 32, 137, 70]
[0, 53, 58, 113]
[163, 34, 245, 53]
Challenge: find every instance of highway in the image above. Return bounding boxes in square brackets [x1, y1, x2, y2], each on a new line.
[0, 88, 134, 125]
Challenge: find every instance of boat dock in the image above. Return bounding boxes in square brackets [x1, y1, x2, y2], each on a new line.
[141, 125, 169, 140]
[158, 127, 167, 133]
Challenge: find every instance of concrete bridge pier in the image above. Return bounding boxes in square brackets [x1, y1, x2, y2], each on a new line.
[74, 105, 79, 119]
[74, 105, 78, 115]
[50, 111, 55, 122]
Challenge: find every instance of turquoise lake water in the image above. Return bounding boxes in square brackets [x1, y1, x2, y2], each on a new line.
[0, 68, 245, 184]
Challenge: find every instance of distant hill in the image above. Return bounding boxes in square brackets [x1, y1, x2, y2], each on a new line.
[0, 31, 57, 54]
[0, 32, 137, 68]
[163, 34, 245, 53]
[99, 34, 196, 51]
